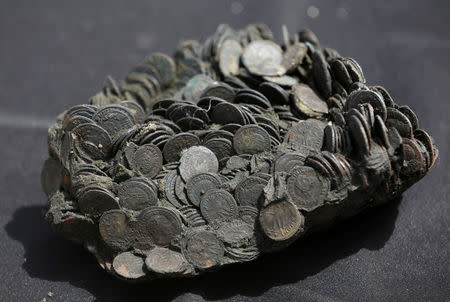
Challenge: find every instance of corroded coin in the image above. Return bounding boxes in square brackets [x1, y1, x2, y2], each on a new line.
[145, 247, 188, 275]
[283, 119, 325, 151]
[99, 209, 132, 251]
[182, 230, 224, 269]
[291, 83, 328, 118]
[274, 152, 307, 173]
[117, 178, 157, 210]
[287, 165, 330, 211]
[186, 173, 221, 206]
[234, 176, 268, 207]
[200, 189, 238, 223]
[259, 200, 304, 241]
[41, 158, 63, 197]
[162, 133, 200, 163]
[216, 220, 254, 245]
[242, 40, 286, 76]
[233, 125, 271, 155]
[179, 146, 219, 182]
[93, 105, 136, 138]
[78, 186, 119, 217]
[218, 39, 242, 77]
[136, 206, 183, 248]
[113, 251, 146, 280]
[203, 137, 234, 161]
[131, 143, 163, 177]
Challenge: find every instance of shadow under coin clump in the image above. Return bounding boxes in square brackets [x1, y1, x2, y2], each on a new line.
[5, 197, 400, 302]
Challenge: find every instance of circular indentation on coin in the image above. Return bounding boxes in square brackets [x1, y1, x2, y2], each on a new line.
[99, 209, 131, 251]
[112, 251, 146, 280]
[259, 200, 304, 241]
[287, 165, 330, 211]
[182, 230, 224, 270]
[117, 178, 157, 210]
[186, 173, 221, 207]
[242, 40, 286, 76]
[145, 247, 188, 275]
[233, 125, 271, 155]
[163, 133, 200, 163]
[200, 189, 238, 224]
[234, 176, 268, 207]
[179, 146, 219, 182]
[136, 206, 183, 247]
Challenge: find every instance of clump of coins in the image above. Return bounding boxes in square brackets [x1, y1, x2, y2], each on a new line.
[41, 23, 438, 281]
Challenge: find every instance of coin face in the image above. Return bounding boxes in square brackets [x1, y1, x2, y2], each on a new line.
[242, 40, 286, 76]
[182, 230, 224, 269]
[99, 209, 131, 251]
[145, 247, 188, 275]
[218, 39, 242, 77]
[78, 186, 119, 217]
[132, 144, 163, 178]
[179, 146, 219, 182]
[113, 252, 146, 280]
[93, 105, 136, 138]
[283, 119, 325, 151]
[40, 158, 63, 197]
[162, 133, 200, 163]
[233, 125, 271, 155]
[186, 173, 221, 207]
[291, 83, 328, 118]
[216, 220, 254, 245]
[259, 200, 304, 241]
[287, 165, 330, 211]
[136, 206, 183, 247]
[117, 178, 157, 210]
[234, 176, 268, 207]
[200, 189, 238, 224]
[274, 152, 307, 173]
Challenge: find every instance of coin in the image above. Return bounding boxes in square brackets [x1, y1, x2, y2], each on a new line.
[144, 53, 176, 87]
[78, 186, 119, 217]
[200, 189, 238, 223]
[233, 125, 271, 155]
[41, 158, 63, 197]
[186, 173, 221, 207]
[162, 133, 200, 163]
[346, 89, 386, 121]
[182, 230, 224, 269]
[283, 119, 325, 151]
[99, 209, 132, 251]
[259, 200, 304, 241]
[216, 220, 254, 245]
[234, 176, 268, 207]
[72, 123, 112, 155]
[131, 144, 163, 178]
[179, 146, 219, 182]
[145, 247, 188, 275]
[93, 105, 136, 138]
[203, 138, 234, 161]
[242, 40, 286, 76]
[210, 102, 246, 125]
[117, 178, 157, 210]
[287, 165, 330, 211]
[136, 206, 183, 247]
[312, 50, 332, 98]
[113, 251, 146, 280]
[291, 83, 328, 118]
[385, 107, 413, 138]
[218, 39, 242, 77]
[274, 152, 307, 173]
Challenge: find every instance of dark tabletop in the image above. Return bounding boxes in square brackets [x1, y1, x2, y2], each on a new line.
[1, 1, 449, 301]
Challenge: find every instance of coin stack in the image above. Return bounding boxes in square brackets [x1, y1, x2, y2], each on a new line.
[41, 23, 438, 281]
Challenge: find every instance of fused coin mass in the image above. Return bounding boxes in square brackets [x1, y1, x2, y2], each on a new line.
[42, 23, 437, 282]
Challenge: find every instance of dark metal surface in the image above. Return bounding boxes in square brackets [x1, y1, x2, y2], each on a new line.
[1, 0, 449, 301]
